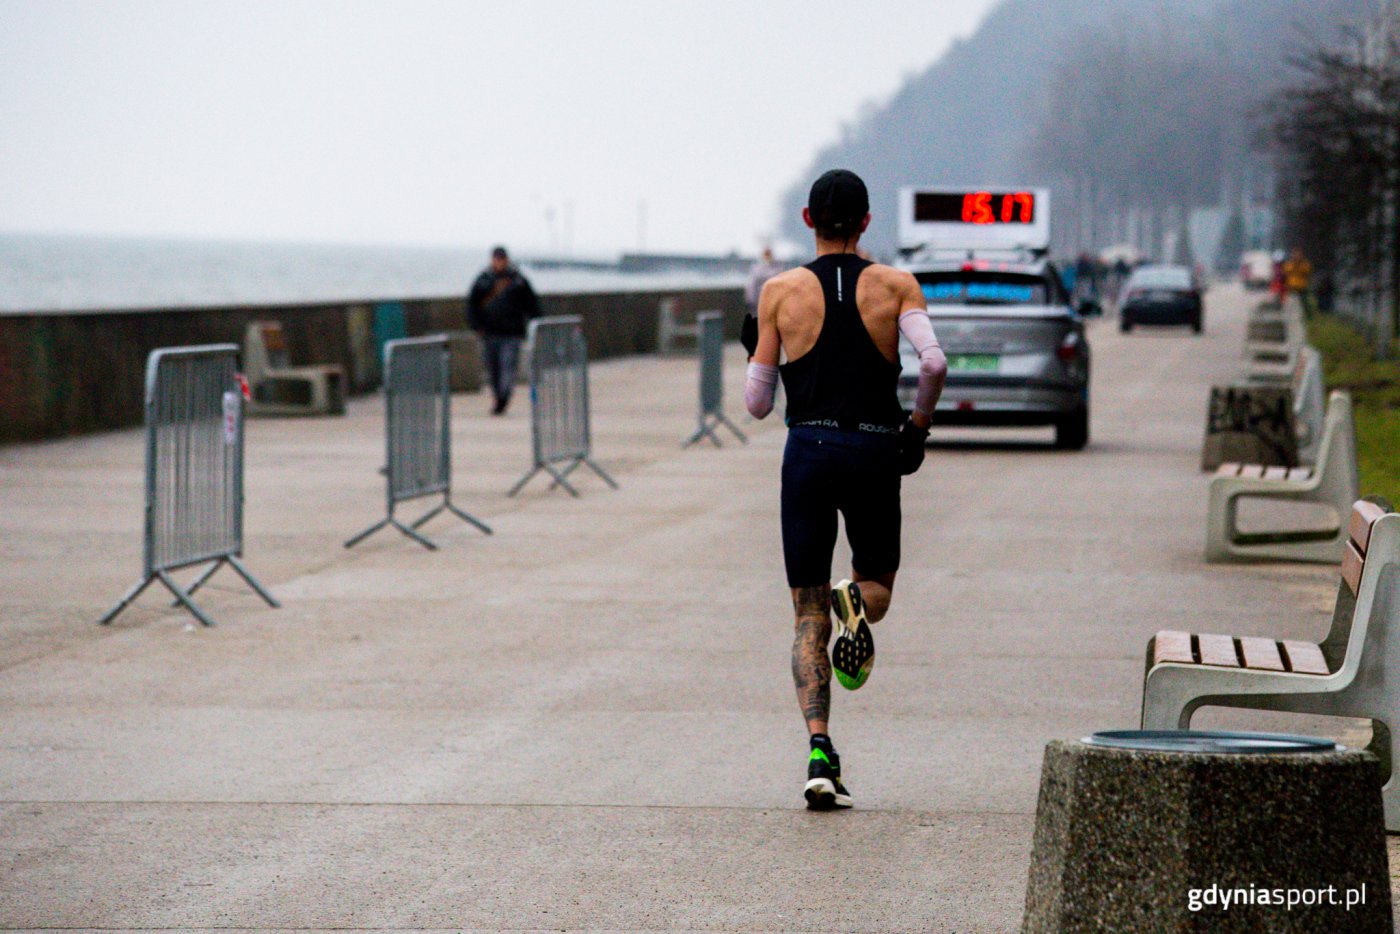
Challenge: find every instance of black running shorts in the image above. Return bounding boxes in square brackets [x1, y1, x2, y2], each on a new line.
[780, 425, 901, 588]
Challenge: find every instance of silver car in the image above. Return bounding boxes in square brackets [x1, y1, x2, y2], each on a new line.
[896, 254, 1093, 449]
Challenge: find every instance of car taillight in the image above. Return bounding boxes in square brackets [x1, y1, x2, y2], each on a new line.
[1057, 334, 1081, 362]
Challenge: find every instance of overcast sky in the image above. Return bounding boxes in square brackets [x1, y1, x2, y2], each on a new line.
[0, 0, 997, 255]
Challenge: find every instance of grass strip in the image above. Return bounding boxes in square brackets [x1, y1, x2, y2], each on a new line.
[1307, 314, 1400, 506]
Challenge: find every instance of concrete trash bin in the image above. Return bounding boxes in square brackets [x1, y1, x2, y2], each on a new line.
[1201, 384, 1298, 471]
[1022, 731, 1391, 933]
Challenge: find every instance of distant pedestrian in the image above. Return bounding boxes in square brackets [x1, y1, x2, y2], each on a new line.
[742, 246, 784, 357]
[1074, 253, 1098, 300]
[1110, 257, 1130, 302]
[467, 246, 540, 415]
[1282, 246, 1316, 316]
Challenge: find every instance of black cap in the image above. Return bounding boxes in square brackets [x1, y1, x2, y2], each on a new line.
[808, 169, 869, 234]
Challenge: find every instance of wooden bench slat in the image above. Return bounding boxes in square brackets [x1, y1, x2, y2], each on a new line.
[1263, 467, 1289, 481]
[1154, 632, 1330, 675]
[1350, 501, 1387, 555]
[1281, 640, 1329, 675]
[1286, 467, 1314, 481]
[1239, 465, 1268, 480]
[1154, 630, 1195, 665]
[1197, 633, 1240, 667]
[1342, 540, 1366, 596]
[1216, 462, 1242, 477]
[1239, 637, 1286, 671]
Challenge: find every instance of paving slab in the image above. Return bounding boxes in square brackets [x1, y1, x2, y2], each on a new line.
[0, 803, 1031, 931]
[0, 284, 1378, 930]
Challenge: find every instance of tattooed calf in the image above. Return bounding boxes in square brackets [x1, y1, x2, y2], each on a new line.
[790, 585, 832, 729]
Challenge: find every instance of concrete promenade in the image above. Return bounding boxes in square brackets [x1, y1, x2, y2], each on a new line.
[0, 285, 1389, 930]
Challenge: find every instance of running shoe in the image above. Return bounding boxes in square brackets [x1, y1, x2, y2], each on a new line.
[831, 579, 875, 690]
[804, 744, 853, 810]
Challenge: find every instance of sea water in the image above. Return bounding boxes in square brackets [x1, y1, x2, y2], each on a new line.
[0, 233, 742, 314]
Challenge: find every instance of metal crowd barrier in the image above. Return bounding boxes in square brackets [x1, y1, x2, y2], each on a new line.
[345, 335, 492, 550]
[508, 315, 618, 497]
[99, 344, 279, 627]
[682, 311, 747, 448]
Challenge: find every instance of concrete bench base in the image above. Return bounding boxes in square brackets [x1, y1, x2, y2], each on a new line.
[1022, 740, 1391, 933]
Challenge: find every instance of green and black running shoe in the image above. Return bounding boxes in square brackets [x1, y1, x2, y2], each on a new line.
[804, 737, 853, 810]
[831, 579, 874, 690]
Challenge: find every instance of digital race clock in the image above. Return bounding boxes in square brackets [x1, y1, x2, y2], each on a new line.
[913, 191, 1036, 225]
[898, 186, 1051, 252]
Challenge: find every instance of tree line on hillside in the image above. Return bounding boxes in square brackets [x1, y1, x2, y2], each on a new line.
[1029, 27, 1251, 263]
[778, 0, 1355, 263]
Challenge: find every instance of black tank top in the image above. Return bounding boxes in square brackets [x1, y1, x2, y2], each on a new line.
[780, 253, 906, 432]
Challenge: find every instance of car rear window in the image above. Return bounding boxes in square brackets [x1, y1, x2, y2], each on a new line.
[917, 273, 1050, 306]
[1129, 268, 1192, 290]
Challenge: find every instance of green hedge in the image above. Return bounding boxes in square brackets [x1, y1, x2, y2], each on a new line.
[1307, 315, 1400, 506]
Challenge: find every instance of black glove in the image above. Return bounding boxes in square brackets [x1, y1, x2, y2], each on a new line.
[898, 418, 930, 475]
[740, 313, 758, 357]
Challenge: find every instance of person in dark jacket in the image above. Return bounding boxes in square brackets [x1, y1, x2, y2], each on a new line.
[467, 246, 540, 414]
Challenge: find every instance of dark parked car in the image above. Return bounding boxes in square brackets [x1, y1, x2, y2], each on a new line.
[1119, 264, 1203, 334]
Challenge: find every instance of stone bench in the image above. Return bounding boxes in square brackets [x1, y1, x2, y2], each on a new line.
[243, 320, 347, 416]
[1244, 294, 1305, 374]
[1205, 390, 1358, 563]
[656, 299, 716, 355]
[1289, 345, 1326, 463]
[1149, 501, 1400, 828]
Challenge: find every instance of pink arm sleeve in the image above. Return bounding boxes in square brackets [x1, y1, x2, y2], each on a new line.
[745, 362, 779, 419]
[898, 309, 948, 417]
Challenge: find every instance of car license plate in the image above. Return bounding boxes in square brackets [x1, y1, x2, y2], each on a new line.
[947, 353, 999, 372]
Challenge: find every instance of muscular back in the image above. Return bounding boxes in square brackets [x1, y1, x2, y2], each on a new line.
[753, 259, 925, 367]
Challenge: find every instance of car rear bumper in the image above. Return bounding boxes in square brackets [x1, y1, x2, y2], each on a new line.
[899, 377, 1085, 425]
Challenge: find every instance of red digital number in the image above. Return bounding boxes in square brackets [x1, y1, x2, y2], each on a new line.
[960, 190, 1033, 223]
[1013, 191, 1034, 222]
[962, 191, 994, 224]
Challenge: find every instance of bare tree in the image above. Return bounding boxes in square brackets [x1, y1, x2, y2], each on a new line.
[1271, 6, 1400, 355]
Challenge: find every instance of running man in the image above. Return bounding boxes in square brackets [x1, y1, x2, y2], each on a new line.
[745, 169, 947, 810]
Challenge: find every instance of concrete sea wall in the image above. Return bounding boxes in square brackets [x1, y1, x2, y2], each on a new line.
[0, 286, 744, 442]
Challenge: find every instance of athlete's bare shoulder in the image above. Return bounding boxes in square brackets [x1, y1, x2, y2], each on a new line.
[858, 262, 921, 314]
[862, 262, 918, 291]
[759, 265, 820, 311]
[763, 265, 816, 295]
